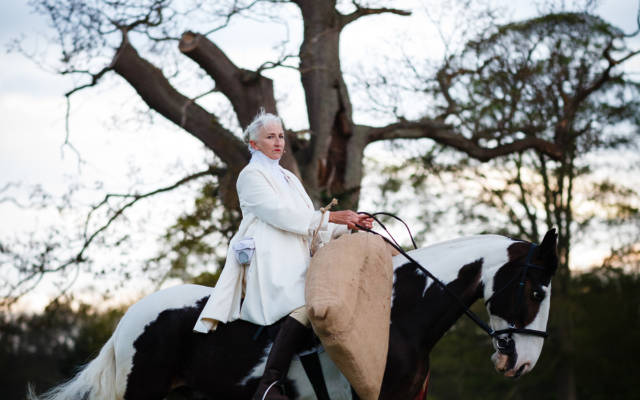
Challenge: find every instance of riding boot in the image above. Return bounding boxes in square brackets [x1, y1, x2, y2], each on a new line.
[251, 316, 309, 400]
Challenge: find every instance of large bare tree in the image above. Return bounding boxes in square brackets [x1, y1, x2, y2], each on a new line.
[32, 0, 565, 211]
[3, 2, 640, 399]
[3, 0, 637, 312]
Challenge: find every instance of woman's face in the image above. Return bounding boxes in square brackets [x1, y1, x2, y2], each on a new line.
[250, 121, 284, 160]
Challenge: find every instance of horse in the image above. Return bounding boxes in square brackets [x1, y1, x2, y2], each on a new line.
[30, 229, 558, 400]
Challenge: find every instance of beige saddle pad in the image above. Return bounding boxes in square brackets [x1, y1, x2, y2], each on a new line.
[305, 232, 394, 400]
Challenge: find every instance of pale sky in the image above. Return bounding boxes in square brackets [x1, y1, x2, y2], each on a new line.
[1, 0, 638, 311]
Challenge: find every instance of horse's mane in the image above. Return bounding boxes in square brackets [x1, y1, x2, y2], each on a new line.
[420, 234, 509, 249]
[391, 234, 517, 282]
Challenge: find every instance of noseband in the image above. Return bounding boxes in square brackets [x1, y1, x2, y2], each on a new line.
[356, 212, 549, 355]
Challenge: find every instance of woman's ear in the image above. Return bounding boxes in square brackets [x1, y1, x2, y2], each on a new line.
[249, 140, 258, 150]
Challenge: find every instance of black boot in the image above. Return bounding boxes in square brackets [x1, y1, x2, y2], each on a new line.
[251, 317, 309, 400]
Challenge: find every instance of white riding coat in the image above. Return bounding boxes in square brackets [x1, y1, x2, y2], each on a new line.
[194, 152, 347, 332]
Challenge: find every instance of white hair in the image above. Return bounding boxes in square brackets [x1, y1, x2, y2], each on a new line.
[243, 109, 283, 153]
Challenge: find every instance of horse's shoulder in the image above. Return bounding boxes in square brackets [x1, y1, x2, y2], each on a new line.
[137, 284, 211, 306]
[120, 285, 210, 328]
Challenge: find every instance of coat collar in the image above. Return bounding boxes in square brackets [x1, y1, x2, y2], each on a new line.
[243, 161, 313, 210]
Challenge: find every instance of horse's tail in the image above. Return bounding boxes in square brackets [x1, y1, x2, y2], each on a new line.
[28, 335, 119, 400]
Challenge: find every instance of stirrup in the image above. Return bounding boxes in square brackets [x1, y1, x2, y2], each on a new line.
[261, 380, 280, 400]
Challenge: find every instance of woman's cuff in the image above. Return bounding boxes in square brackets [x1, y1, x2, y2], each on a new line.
[332, 224, 350, 238]
[309, 210, 330, 235]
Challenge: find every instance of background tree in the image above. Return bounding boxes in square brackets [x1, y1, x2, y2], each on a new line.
[2, 1, 639, 399]
[433, 13, 639, 399]
[0, 298, 124, 399]
[2, 0, 579, 303]
[365, 11, 640, 399]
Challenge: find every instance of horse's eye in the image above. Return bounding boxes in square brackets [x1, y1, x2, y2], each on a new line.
[531, 289, 545, 302]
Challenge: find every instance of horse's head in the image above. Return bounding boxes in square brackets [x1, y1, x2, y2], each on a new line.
[483, 229, 558, 378]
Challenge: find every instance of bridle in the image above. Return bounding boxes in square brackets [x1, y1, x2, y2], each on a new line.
[356, 212, 549, 356]
[482, 243, 549, 355]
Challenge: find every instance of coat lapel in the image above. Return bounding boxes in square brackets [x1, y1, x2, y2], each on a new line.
[282, 169, 314, 210]
[246, 163, 313, 211]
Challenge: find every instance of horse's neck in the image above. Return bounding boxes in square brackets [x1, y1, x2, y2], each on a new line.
[390, 235, 513, 351]
[390, 265, 483, 355]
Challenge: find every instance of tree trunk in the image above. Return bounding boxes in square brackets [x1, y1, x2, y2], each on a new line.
[551, 155, 577, 400]
[552, 260, 577, 400]
[295, 0, 362, 209]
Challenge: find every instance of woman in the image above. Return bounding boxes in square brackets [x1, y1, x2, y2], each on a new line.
[193, 110, 372, 400]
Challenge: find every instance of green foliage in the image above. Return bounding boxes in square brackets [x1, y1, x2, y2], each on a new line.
[428, 267, 640, 400]
[377, 11, 640, 267]
[148, 179, 241, 284]
[189, 271, 221, 287]
[0, 298, 124, 399]
[370, 12, 640, 398]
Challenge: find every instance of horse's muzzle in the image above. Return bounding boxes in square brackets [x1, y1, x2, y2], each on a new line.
[505, 362, 530, 378]
[492, 352, 510, 372]
[493, 352, 531, 378]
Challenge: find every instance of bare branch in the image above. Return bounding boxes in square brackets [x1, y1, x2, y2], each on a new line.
[340, 3, 411, 27]
[0, 183, 52, 209]
[514, 154, 539, 241]
[111, 33, 249, 170]
[255, 54, 299, 74]
[83, 167, 222, 244]
[0, 167, 222, 307]
[203, 0, 261, 36]
[178, 31, 278, 127]
[621, 0, 640, 37]
[58, 65, 114, 169]
[176, 30, 306, 175]
[364, 120, 563, 161]
[572, 43, 640, 113]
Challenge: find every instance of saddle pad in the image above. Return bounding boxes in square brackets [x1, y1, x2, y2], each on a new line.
[305, 232, 394, 400]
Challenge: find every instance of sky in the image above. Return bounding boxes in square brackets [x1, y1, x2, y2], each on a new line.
[1, 0, 639, 311]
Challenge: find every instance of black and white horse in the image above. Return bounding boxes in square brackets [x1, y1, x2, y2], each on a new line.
[31, 230, 557, 400]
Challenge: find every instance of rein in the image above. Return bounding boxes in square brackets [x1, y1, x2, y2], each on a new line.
[356, 212, 549, 354]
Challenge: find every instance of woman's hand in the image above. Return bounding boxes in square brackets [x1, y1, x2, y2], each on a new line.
[329, 210, 374, 230]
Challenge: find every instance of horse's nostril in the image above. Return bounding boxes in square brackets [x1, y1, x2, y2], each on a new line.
[494, 353, 509, 371]
[514, 363, 530, 378]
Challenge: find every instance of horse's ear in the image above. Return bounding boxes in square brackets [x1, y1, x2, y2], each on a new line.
[539, 228, 558, 275]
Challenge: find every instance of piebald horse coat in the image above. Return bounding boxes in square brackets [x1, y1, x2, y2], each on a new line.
[31, 230, 558, 400]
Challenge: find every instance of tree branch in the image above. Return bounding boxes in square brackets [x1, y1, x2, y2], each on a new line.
[178, 30, 300, 175]
[110, 33, 249, 170]
[515, 154, 539, 241]
[255, 53, 299, 74]
[202, 0, 262, 36]
[365, 120, 563, 161]
[573, 43, 640, 108]
[340, 3, 411, 27]
[178, 31, 277, 127]
[1, 167, 222, 307]
[82, 167, 222, 245]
